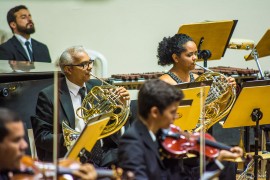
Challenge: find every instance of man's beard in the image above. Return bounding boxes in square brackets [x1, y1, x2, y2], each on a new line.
[17, 23, 35, 35]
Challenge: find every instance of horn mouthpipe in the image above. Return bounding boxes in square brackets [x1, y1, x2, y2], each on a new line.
[89, 72, 117, 88]
[195, 63, 214, 72]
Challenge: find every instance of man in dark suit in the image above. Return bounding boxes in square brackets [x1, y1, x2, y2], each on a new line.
[118, 79, 243, 180]
[118, 79, 184, 179]
[0, 5, 51, 62]
[32, 46, 130, 166]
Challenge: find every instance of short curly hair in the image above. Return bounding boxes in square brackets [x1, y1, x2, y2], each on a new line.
[157, 34, 194, 66]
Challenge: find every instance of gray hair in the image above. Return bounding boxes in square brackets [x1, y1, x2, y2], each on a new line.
[58, 45, 87, 73]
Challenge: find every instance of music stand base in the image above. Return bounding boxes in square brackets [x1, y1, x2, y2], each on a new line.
[251, 108, 263, 180]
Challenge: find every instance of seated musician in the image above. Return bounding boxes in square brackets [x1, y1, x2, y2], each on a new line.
[157, 33, 239, 179]
[157, 33, 236, 86]
[117, 79, 243, 179]
[31, 46, 130, 166]
[0, 107, 97, 180]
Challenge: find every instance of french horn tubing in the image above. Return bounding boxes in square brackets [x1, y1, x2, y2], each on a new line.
[193, 63, 236, 132]
[63, 73, 130, 150]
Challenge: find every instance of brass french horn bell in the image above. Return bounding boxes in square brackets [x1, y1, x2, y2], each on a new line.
[63, 73, 130, 150]
[193, 63, 236, 132]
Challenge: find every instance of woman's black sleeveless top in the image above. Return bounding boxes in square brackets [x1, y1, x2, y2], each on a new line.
[166, 71, 195, 83]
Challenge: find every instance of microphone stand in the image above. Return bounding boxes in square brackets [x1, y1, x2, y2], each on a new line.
[251, 108, 263, 180]
[197, 37, 212, 70]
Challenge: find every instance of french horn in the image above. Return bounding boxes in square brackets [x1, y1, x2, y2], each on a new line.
[63, 73, 130, 150]
[194, 63, 236, 132]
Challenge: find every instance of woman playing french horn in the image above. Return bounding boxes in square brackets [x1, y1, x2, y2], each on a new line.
[157, 33, 236, 87]
[156, 33, 240, 180]
[158, 33, 237, 131]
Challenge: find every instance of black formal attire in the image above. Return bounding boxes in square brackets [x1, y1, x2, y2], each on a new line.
[0, 171, 9, 180]
[100, 100, 137, 167]
[31, 78, 102, 162]
[118, 118, 236, 180]
[117, 119, 206, 180]
[182, 157, 237, 180]
[0, 36, 51, 62]
[118, 120, 169, 180]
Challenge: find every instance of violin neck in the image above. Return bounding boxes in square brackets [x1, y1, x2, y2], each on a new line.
[96, 169, 116, 178]
[58, 167, 117, 178]
[197, 138, 231, 151]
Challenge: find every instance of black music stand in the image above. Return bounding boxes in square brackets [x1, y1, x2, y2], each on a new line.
[245, 29, 270, 79]
[223, 80, 270, 180]
[178, 20, 238, 68]
[174, 81, 212, 131]
[65, 112, 112, 162]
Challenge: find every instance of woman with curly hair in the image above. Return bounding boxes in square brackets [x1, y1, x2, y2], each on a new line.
[157, 33, 236, 87]
[156, 33, 239, 180]
[157, 33, 199, 84]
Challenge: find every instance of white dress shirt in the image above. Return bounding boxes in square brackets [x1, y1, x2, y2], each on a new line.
[14, 34, 33, 60]
[65, 78, 86, 132]
[149, 130, 157, 142]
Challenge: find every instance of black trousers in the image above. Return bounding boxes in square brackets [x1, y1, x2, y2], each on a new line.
[163, 157, 237, 180]
[183, 157, 237, 180]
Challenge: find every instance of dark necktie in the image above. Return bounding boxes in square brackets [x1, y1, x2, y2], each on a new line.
[78, 87, 103, 165]
[25, 41, 33, 62]
[78, 87, 86, 104]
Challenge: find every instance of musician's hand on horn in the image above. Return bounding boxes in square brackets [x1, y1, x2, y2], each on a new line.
[115, 86, 130, 104]
[227, 76, 237, 88]
[217, 146, 243, 161]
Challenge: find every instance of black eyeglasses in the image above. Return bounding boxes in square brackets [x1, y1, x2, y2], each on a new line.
[66, 60, 94, 69]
